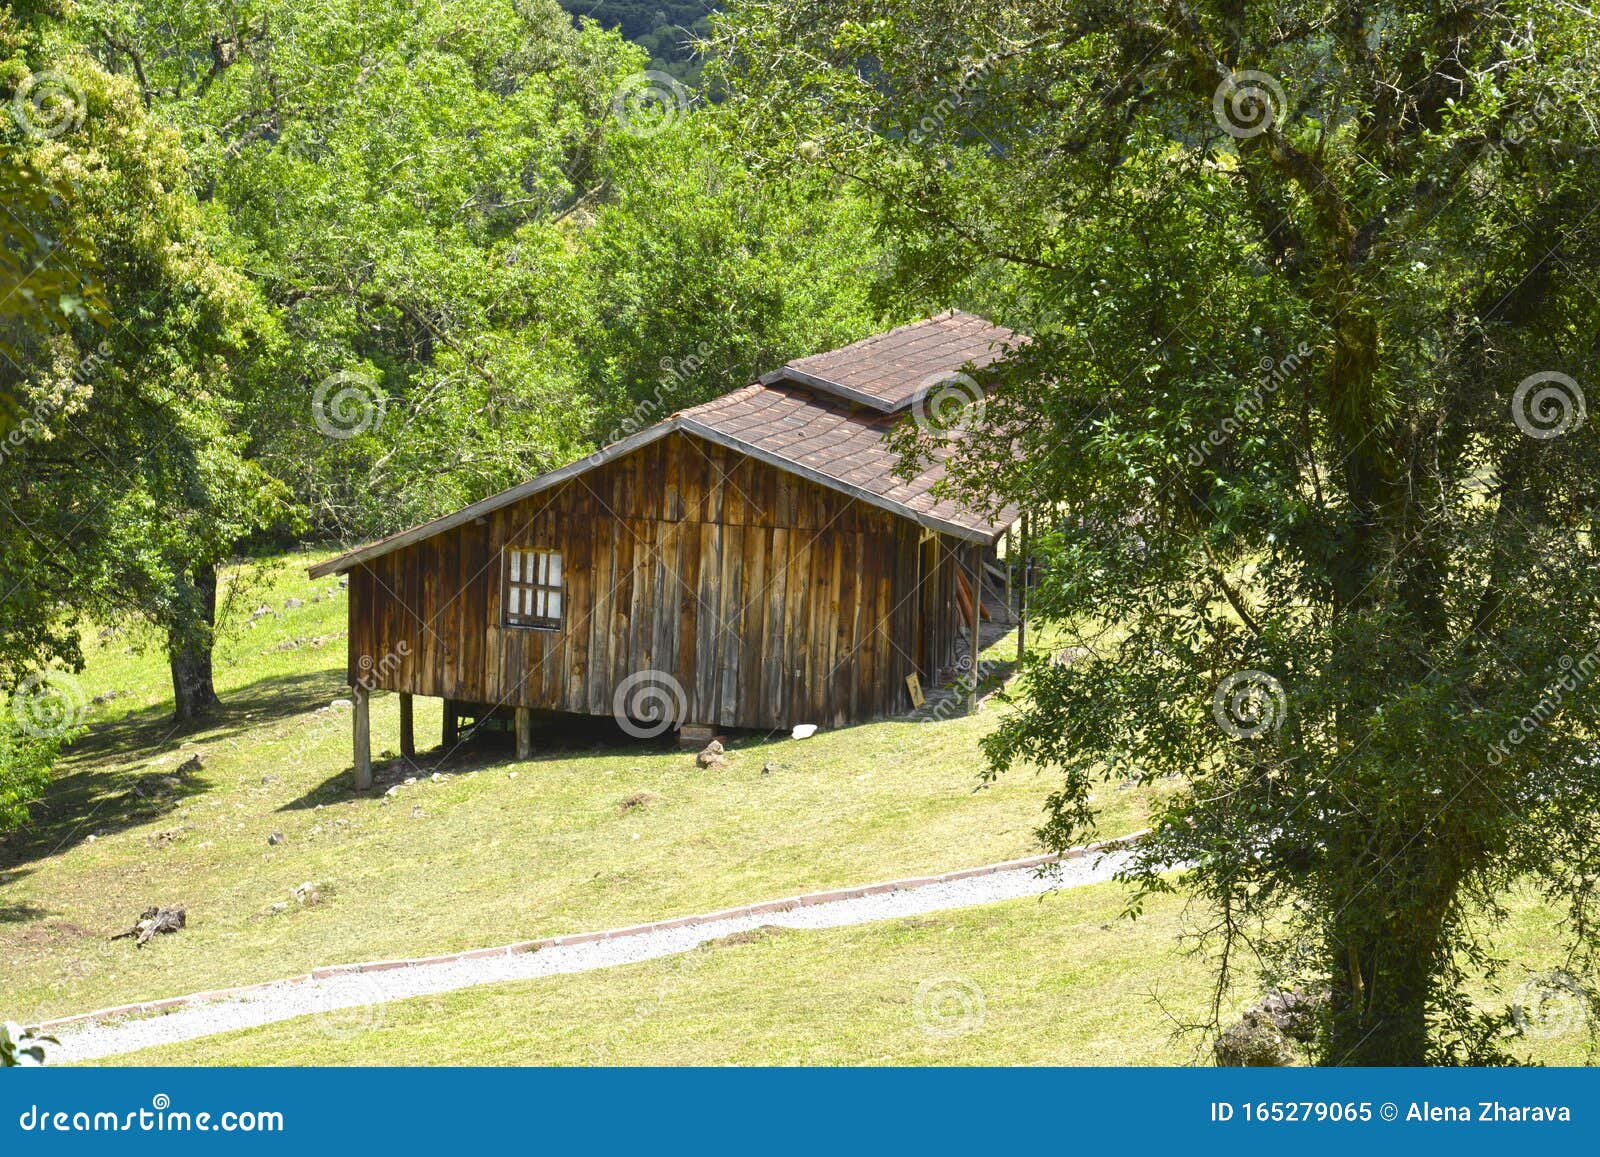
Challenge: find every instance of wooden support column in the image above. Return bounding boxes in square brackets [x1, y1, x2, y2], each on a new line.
[398, 692, 415, 759]
[442, 698, 458, 747]
[352, 682, 372, 790]
[1017, 511, 1029, 663]
[966, 545, 982, 715]
[515, 706, 533, 760]
[1002, 526, 1013, 621]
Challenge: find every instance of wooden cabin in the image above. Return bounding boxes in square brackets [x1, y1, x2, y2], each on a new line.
[310, 311, 1022, 786]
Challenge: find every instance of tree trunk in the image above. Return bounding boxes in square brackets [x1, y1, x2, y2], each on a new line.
[1326, 941, 1434, 1065]
[169, 564, 221, 723]
[1324, 861, 1456, 1066]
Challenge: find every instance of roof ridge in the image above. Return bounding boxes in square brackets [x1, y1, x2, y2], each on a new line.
[786, 309, 993, 368]
[760, 310, 1018, 413]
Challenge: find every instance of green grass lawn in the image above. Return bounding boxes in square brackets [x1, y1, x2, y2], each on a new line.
[12, 550, 1587, 1068]
[1, 551, 1165, 1025]
[107, 878, 1592, 1067]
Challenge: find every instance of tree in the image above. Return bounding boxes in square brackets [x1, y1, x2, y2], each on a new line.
[576, 108, 887, 440]
[2, 3, 109, 425]
[0, 715, 72, 836]
[2, 10, 290, 722]
[0, 157, 105, 418]
[76, 1, 888, 544]
[716, 0, 1600, 1064]
[75, 0, 642, 539]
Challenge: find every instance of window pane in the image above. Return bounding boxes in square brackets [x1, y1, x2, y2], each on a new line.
[504, 547, 563, 626]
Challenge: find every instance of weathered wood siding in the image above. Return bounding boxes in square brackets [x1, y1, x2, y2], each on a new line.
[346, 432, 967, 729]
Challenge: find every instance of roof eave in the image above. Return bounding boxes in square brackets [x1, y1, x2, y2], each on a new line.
[306, 420, 682, 578]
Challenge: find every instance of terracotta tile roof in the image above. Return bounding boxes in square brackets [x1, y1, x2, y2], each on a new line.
[677, 380, 1012, 539]
[761, 309, 1023, 412]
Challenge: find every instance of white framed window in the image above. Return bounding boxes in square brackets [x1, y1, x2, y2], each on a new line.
[504, 547, 563, 630]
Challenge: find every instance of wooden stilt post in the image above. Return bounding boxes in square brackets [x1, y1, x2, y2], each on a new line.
[399, 692, 415, 759]
[515, 706, 533, 761]
[966, 545, 982, 715]
[352, 682, 372, 790]
[442, 698, 458, 747]
[1002, 525, 1013, 623]
[1017, 512, 1028, 663]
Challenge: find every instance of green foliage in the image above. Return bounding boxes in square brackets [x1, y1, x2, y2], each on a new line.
[718, 0, 1600, 1065]
[577, 109, 887, 437]
[0, 157, 107, 421]
[69, 0, 642, 536]
[0, 716, 70, 834]
[0, 4, 107, 424]
[59, 0, 883, 540]
[1, 15, 291, 709]
[0, 1021, 57, 1066]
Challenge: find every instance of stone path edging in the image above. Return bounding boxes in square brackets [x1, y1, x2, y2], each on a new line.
[33, 833, 1142, 1034]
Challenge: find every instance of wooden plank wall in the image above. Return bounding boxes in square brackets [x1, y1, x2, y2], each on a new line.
[346, 432, 966, 730]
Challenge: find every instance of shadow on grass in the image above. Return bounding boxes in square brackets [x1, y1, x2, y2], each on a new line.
[1, 666, 347, 871]
[0, 900, 50, 923]
[10, 651, 952, 859]
[280, 696, 931, 810]
[276, 709, 689, 810]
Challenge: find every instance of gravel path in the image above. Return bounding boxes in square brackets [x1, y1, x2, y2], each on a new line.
[53, 848, 1132, 1062]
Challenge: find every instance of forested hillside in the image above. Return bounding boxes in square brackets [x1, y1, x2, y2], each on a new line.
[1, 0, 888, 733]
[559, 0, 716, 81]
